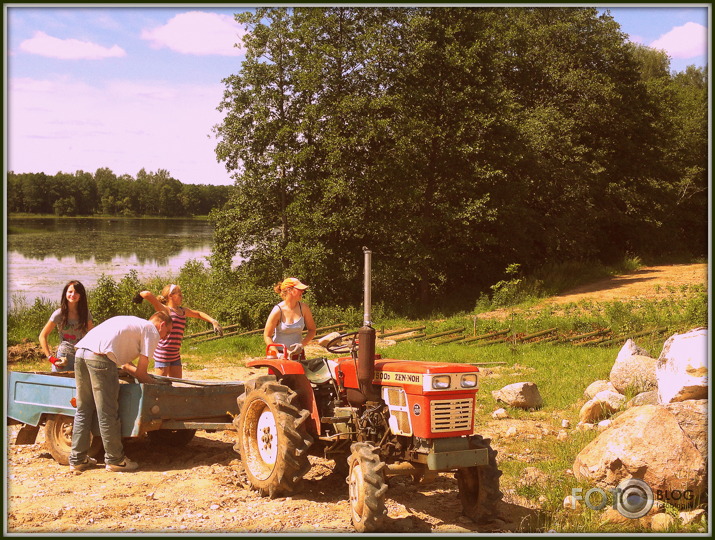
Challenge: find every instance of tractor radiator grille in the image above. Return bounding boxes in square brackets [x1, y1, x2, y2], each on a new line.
[430, 398, 474, 432]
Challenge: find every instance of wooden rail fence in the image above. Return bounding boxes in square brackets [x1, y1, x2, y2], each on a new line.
[184, 321, 670, 349]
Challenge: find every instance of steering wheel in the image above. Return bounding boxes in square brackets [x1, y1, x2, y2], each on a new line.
[326, 331, 359, 354]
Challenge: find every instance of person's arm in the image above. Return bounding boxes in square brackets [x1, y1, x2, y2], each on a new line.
[121, 354, 153, 384]
[184, 307, 222, 334]
[137, 291, 170, 315]
[39, 320, 56, 359]
[263, 307, 281, 352]
[301, 303, 317, 347]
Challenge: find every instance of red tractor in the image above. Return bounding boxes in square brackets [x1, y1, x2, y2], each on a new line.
[233, 249, 502, 532]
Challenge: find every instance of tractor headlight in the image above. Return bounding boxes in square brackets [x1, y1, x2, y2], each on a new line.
[432, 375, 451, 389]
[460, 374, 478, 388]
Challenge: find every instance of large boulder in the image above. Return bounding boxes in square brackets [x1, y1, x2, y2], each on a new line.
[610, 339, 657, 393]
[583, 380, 617, 400]
[656, 328, 708, 404]
[664, 399, 708, 464]
[492, 382, 543, 409]
[616, 338, 650, 361]
[578, 390, 626, 423]
[573, 405, 706, 505]
[626, 390, 659, 409]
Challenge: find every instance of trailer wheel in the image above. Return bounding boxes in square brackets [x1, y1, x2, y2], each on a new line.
[147, 429, 196, 447]
[456, 435, 503, 525]
[237, 380, 313, 498]
[347, 442, 388, 532]
[45, 414, 103, 466]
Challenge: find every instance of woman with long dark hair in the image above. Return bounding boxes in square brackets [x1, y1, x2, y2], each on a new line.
[39, 280, 94, 372]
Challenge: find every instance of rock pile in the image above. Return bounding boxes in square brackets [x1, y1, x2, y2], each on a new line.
[571, 328, 708, 528]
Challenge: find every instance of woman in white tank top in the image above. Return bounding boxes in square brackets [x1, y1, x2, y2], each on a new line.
[263, 277, 317, 358]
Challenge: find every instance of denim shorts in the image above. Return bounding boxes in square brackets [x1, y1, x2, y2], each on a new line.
[154, 358, 181, 368]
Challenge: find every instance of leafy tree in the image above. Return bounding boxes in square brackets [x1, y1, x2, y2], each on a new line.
[8, 167, 230, 218]
[53, 197, 77, 216]
[215, 7, 678, 311]
[214, 7, 301, 275]
[6, 172, 24, 212]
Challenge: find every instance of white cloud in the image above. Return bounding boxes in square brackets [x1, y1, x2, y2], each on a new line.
[141, 11, 246, 56]
[650, 22, 707, 59]
[8, 76, 234, 185]
[628, 34, 645, 45]
[19, 30, 126, 60]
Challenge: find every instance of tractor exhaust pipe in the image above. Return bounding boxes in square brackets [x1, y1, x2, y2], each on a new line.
[358, 247, 378, 401]
[363, 247, 372, 327]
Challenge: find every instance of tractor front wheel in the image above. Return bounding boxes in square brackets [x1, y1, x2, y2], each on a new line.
[456, 435, 503, 525]
[347, 442, 388, 532]
[236, 380, 313, 498]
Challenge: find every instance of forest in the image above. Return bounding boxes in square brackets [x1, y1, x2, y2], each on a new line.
[211, 7, 708, 313]
[6, 168, 231, 218]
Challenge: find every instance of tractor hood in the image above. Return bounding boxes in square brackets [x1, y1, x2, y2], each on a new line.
[337, 357, 480, 395]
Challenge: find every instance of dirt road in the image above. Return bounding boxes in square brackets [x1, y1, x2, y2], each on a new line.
[478, 263, 707, 320]
[5, 372, 536, 534]
[6, 357, 545, 534]
[545, 263, 707, 305]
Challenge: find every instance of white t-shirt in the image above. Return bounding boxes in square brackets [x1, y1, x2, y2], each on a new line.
[75, 316, 161, 367]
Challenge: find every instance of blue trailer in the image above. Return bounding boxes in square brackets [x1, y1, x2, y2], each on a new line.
[7, 370, 244, 465]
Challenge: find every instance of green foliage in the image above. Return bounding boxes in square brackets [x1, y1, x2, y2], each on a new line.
[212, 7, 707, 316]
[53, 197, 77, 216]
[6, 168, 231, 218]
[490, 264, 530, 308]
[85, 270, 158, 324]
[475, 257, 645, 312]
[7, 296, 55, 346]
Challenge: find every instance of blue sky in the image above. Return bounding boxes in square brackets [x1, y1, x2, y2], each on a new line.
[4, 4, 710, 187]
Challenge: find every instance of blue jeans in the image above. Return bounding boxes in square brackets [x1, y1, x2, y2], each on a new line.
[70, 349, 125, 466]
[51, 341, 76, 373]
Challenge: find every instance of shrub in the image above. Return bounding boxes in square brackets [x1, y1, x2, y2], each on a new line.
[7, 296, 55, 345]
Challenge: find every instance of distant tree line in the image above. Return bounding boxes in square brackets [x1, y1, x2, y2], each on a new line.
[7, 168, 231, 217]
[211, 7, 708, 313]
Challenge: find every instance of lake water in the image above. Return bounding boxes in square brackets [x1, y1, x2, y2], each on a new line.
[6, 217, 242, 307]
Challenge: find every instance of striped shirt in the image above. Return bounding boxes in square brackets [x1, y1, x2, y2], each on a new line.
[153, 307, 186, 364]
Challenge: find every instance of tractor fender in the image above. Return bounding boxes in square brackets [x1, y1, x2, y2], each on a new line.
[245, 358, 321, 435]
[246, 357, 307, 376]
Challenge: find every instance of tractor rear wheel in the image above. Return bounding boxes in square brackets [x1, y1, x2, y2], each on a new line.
[347, 442, 388, 532]
[236, 380, 313, 498]
[456, 435, 503, 525]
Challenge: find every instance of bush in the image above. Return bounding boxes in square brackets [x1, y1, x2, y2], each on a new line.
[7, 296, 55, 345]
[87, 270, 156, 324]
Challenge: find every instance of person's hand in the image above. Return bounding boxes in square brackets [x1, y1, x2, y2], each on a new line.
[132, 292, 144, 304]
[136, 372, 154, 384]
[47, 356, 67, 367]
[213, 324, 224, 337]
[287, 343, 303, 356]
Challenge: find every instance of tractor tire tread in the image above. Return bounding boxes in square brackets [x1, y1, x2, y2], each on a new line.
[237, 379, 313, 499]
[456, 435, 503, 525]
